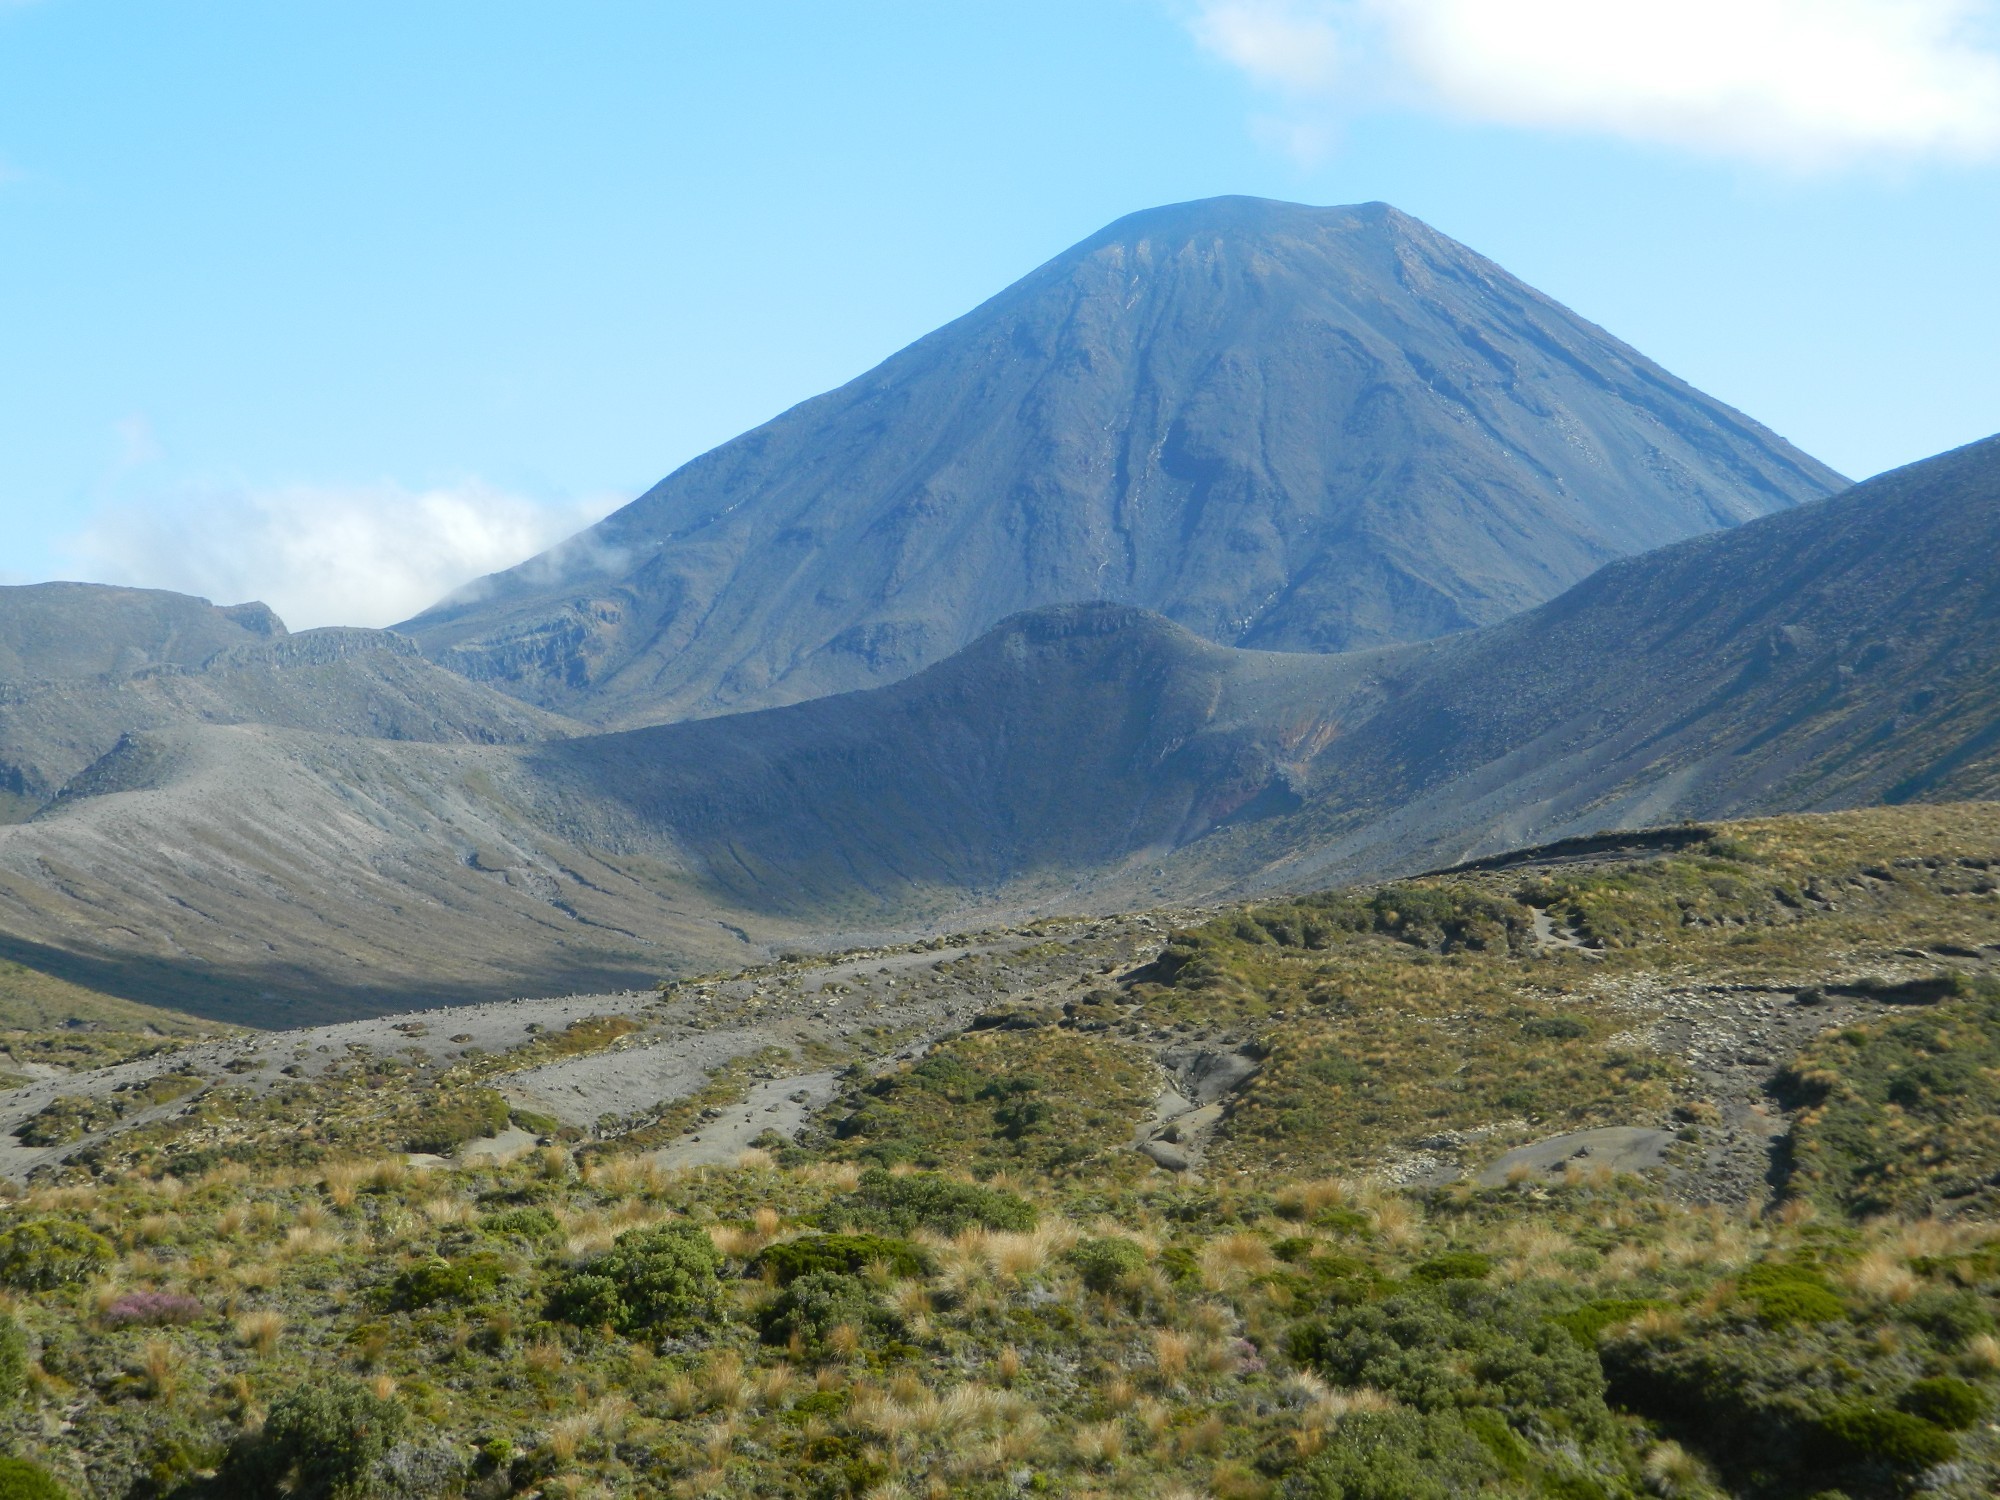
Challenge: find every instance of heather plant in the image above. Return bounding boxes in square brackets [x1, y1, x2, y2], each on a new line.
[101, 1290, 204, 1328]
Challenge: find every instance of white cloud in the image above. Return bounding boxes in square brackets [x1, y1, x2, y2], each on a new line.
[1187, 0, 2000, 167]
[63, 480, 622, 631]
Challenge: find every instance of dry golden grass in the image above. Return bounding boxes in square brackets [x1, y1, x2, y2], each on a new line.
[709, 1224, 763, 1258]
[1642, 1439, 1714, 1498]
[134, 1212, 179, 1245]
[1199, 1232, 1274, 1288]
[701, 1418, 738, 1468]
[1365, 1195, 1423, 1249]
[583, 1156, 660, 1196]
[24, 1182, 99, 1213]
[1276, 1177, 1353, 1219]
[229, 1258, 280, 1292]
[278, 1225, 338, 1258]
[1889, 1217, 1978, 1260]
[797, 1161, 863, 1191]
[1496, 1222, 1572, 1277]
[136, 1338, 181, 1399]
[524, 1338, 566, 1374]
[1629, 1307, 1686, 1341]
[234, 1309, 283, 1356]
[703, 1350, 750, 1411]
[1071, 1418, 1125, 1466]
[660, 1371, 700, 1416]
[321, 1161, 365, 1207]
[419, 1193, 472, 1225]
[1844, 1250, 1920, 1304]
[547, 1394, 634, 1464]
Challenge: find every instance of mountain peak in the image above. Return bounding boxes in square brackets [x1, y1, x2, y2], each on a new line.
[406, 198, 1844, 726]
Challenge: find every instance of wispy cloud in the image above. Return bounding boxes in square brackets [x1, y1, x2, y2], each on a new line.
[1187, 0, 2000, 168]
[62, 480, 622, 631]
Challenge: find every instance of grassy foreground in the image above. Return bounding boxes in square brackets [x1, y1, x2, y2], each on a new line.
[0, 805, 1996, 1499]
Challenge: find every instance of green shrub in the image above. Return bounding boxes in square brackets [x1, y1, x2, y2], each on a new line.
[547, 1222, 719, 1335]
[1897, 1287, 1994, 1348]
[0, 1311, 26, 1403]
[0, 1218, 113, 1290]
[783, 1388, 849, 1426]
[478, 1206, 560, 1242]
[1290, 1283, 1612, 1440]
[758, 1269, 881, 1355]
[546, 1271, 625, 1331]
[389, 1251, 507, 1310]
[0, 1456, 70, 1500]
[222, 1378, 406, 1498]
[1407, 1252, 1492, 1285]
[1735, 1262, 1845, 1327]
[1552, 1298, 1666, 1348]
[1521, 1017, 1589, 1041]
[1601, 1318, 1964, 1492]
[1286, 1408, 1505, 1500]
[833, 1168, 1035, 1236]
[756, 1233, 927, 1285]
[1067, 1236, 1148, 1293]
[1899, 1375, 1985, 1430]
[1817, 1404, 1957, 1468]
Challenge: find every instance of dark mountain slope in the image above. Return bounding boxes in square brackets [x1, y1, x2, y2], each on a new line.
[523, 605, 1390, 913]
[1212, 432, 2000, 888]
[404, 197, 1841, 725]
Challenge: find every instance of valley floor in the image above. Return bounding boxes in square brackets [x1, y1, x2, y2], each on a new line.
[1, 803, 1998, 1499]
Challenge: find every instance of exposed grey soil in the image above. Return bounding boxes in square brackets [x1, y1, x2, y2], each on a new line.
[652, 1072, 841, 1170]
[1478, 1127, 1677, 1186]
[0, 918, 1173, 1183]
[0, 989, 650, 1181]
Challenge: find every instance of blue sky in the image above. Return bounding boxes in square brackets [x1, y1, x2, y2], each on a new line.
[3, 0, 1997, 626]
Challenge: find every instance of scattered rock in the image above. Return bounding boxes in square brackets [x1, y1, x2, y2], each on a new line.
[1140, 1140, 1190, 1171]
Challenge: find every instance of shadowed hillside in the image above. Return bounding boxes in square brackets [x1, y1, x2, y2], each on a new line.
[1205, 430, 2000, 893]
